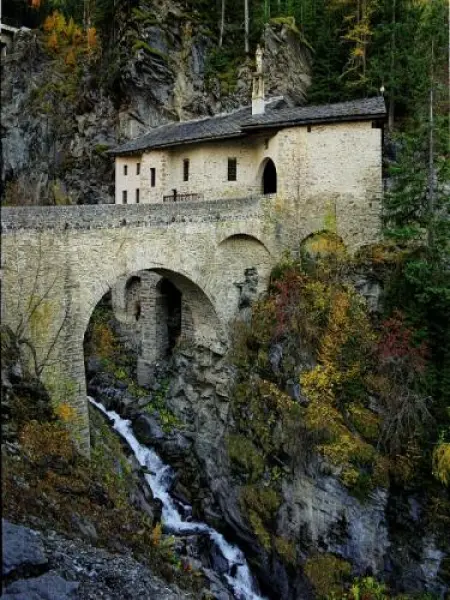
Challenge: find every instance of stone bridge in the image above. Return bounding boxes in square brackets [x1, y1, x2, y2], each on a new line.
[1, 195, 380, 453]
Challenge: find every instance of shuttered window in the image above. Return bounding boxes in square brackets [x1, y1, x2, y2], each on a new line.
[123, 165, 128, 176]
[136, 163, 141, 175]
[122, 190, 127, 204]
[183, 159, 189, 182]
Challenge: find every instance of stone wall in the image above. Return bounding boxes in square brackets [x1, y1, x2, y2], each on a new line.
[0, 197, 264, 232]
[1, 200, 276, 453]
[1, 173, 382, 451]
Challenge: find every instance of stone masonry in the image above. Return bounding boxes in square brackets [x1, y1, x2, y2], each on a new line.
[1, 188, 381, 453]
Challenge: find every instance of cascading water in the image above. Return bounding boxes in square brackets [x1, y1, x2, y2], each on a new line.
[88, 397, 266, 600]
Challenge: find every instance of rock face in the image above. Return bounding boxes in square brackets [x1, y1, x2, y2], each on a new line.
[149, 345, 448, 599]
[2, 520, 49, 579]
[1, 3, 311, 205]
[1, 521, 191, 600]
[2, 573, 79, 600]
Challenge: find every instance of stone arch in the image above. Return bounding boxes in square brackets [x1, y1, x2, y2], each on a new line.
[84, 265, 227, 400]
[214, 234, 273, 322]
[258, 158, 277, 195]
[85, 267, 225, 354]
[300, 231, 347, 261]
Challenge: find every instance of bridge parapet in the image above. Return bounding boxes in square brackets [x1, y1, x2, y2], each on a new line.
[1, 197, 264, 233]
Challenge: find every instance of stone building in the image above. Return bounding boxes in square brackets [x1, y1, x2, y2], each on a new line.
[110, 67, 386, 216]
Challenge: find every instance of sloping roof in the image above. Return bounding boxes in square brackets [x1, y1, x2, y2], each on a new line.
[241, 97, 386, 130]
[110, 97, 385, 156]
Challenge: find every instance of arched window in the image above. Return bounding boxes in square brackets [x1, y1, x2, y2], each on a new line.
[262, 159, 277, 194]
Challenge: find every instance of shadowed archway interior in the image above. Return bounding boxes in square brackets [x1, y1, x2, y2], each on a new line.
[262, 159, 277, 195]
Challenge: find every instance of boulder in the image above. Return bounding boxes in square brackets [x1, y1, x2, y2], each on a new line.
[2, 573, 79, 600]
[2, 520, 48, 578]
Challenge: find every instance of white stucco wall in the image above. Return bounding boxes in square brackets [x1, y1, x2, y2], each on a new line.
[115, 155, 143, 204]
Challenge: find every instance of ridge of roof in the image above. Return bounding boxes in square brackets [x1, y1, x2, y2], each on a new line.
[109, 96, 386, 156]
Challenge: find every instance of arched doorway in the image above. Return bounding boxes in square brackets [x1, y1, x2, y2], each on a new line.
[262, 159, 277, 194]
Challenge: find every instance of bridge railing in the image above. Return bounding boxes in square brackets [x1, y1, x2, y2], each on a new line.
[163, 192, 204, 203]
[1, 195, 266, 232]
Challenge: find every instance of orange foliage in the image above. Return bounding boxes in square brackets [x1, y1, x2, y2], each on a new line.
[54, 402, 77, 423]
[151, 522, 162, 546]
[43, 11, 100, 65]
[92, 322, 117, 360]
[46, 31, 59, 52]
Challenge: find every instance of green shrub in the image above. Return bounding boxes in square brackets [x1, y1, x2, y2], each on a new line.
[227, 435, 265, 482]
[240, 485, 281, 550]
[304, 554, 351, 598]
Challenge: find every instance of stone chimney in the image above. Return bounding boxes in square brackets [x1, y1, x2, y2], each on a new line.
[252, 45, 265, 115]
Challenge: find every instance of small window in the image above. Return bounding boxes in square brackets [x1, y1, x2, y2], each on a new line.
[136, 162, 141, 175]
[183, 159, 189, 182]
[227, 158, 237, 181]
[122, 190, 128, 204]
[136, 188, 140, 203]
[123, 164, 128, 176]
[150, 168, 156, 187]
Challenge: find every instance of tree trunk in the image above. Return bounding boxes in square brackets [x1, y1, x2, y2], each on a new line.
[427, 37, 435, 251]
[244, 0, 249, 55]
[219, 0, 225, 48]
[388, 0, 396, 130]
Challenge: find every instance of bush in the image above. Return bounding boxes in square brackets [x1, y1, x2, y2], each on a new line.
[304, 554, 351, 598]
[227, 435, 265, 482]
[240, 485, 281, 550]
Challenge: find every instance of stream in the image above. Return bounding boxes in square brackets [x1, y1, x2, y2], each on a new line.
[88, 397, 266, 600]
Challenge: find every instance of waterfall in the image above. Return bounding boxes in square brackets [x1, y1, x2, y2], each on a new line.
[88, 397, 266, 600]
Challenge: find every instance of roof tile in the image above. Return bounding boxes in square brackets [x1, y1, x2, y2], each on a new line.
[110, 97, 386, 155]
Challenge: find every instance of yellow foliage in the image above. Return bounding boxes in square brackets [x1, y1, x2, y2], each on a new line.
[64, 48, 76, 67]
[46, 31, 59, 52]
[20, 421, 76, 466]
[92, 322, 117, 360]
[151, 522, 162, 546]
[319, 432, 375, 468]
[319, 291, 351, 367]
[54, 402, 77, 423]
[301, 366, 339, 405]
[433, 442, 450, 486]
[87, 27, 98, 51]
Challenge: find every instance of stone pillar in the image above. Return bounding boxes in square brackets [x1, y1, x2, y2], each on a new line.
[137, 272, 169, 386]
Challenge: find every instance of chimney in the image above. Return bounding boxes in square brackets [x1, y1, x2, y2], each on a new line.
[252, 45, 265, 115]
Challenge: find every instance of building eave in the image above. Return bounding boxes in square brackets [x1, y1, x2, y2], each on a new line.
[240, 112, 387, 132]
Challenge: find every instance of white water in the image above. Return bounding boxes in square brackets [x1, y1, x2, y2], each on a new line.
[88, 397, 266, 600]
